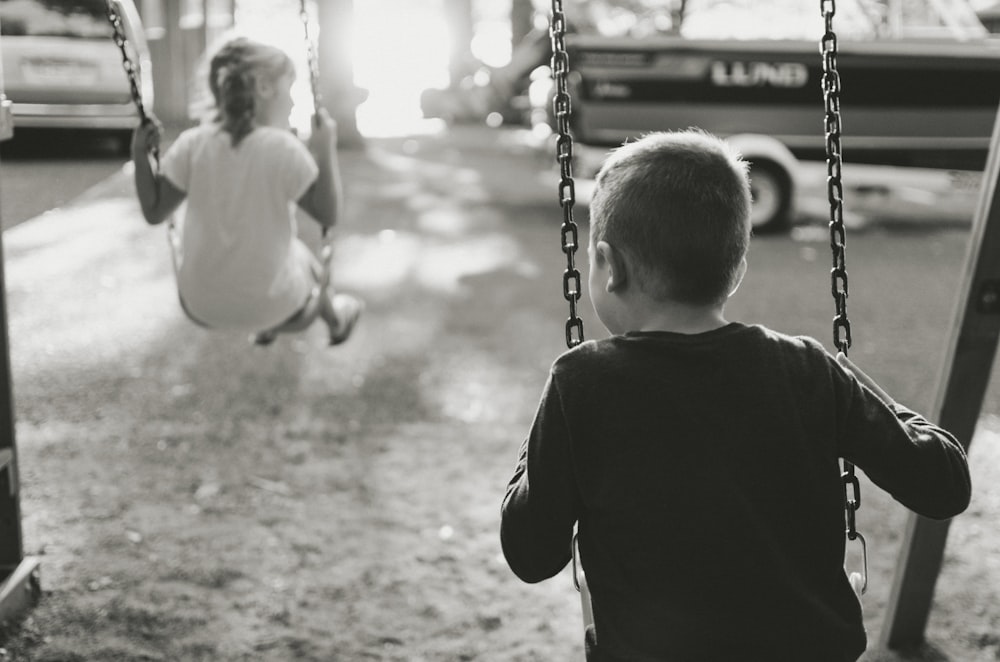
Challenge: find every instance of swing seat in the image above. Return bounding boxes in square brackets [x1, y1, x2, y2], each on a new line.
[167, 215, 338, 341]
[845, 531, 868, 599]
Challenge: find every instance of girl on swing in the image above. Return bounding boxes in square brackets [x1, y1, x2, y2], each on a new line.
[131, 37, 363, 346]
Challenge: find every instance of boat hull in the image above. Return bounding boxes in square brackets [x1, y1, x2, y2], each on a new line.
[567, 36, 1000, 170]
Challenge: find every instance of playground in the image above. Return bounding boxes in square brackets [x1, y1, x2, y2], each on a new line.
[0, 0, 998, 659]
[0, 122, 997, 660]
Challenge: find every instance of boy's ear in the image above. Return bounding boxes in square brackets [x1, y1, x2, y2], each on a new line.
[255, 78, 276, 99]
[728, 257, 748, 297]
[596, 240, 628, 293]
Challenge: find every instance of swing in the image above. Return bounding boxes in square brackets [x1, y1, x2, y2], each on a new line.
[547, 0, 867, 645]
[105, 0, 335, 335]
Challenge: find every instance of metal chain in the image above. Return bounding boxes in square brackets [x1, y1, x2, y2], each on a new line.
[107, 1, 149, 126]
[106, 0, 159, 209]
[298, 0, 335, 248]
[821, 1, 864, 592]
[550, 0, 584, 348]
[821, 0, 851, 357]
[299, 0, 323, 117]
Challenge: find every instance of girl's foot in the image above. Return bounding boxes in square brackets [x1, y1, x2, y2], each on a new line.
[329, 294, 364, 345]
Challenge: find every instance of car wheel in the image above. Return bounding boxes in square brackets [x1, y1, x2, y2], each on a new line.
[749, 160, 792, 234]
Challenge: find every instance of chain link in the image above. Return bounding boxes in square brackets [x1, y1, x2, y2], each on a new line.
[106, 0, 159, 208]
[298, 0, 332, 243]
[821, 1, 863, 567]
[821, 0, 851, 356]
[550, 0, 584, 348]
[107, 1, 149, 125]
[299, 0, 323, 117]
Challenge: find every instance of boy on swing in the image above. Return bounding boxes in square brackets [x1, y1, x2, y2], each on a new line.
[132, 37, 362, 345]
[501, 130, 972, 662]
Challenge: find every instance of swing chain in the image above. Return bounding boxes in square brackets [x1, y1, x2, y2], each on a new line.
[106, 0, 159, 209]
[821, 0, 851, 355]
[822, 1, 864, 569]
[298, 0, 336, 245]
[550, 0, 584, 348]
[106, 1, 149, 127]
[298, 0, 323, 117]
[842, 469, 860, 538]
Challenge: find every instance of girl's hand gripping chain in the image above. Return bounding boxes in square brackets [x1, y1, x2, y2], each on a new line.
[308, 107, 338, 158]
[131, 114, 162, 160]
[300, 107, 342, 231]
[131, 113, 176, 226]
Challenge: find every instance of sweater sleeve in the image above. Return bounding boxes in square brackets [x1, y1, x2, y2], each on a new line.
[835, 364, 971, 520]
[500, 370, 580, 583]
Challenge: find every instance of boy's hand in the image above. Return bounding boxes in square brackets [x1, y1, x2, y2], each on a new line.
[308, 107, 338, 155]
[836, 352, 894, 406]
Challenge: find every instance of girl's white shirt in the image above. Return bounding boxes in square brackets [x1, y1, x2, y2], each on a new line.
[161, 124, 319, 331]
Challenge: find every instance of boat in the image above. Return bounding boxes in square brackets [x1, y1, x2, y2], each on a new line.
[544, 0, 1000, 231]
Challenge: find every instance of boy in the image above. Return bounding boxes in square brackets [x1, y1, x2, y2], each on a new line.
[500, 130, 971, 662]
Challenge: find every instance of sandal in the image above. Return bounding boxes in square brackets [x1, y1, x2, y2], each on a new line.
[329, 293, 364, 346]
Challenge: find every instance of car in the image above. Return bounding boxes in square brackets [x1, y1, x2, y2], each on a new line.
[533, 0, 1000, 233]
[0, 0, 152, 148]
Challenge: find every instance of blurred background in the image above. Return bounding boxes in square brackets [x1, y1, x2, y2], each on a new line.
[4, 0, 999, 230]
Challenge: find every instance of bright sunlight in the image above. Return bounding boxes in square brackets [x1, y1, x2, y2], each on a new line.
[235, 0, 513, 138]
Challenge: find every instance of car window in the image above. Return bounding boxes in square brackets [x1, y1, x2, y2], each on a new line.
[0, 0, 113, 39]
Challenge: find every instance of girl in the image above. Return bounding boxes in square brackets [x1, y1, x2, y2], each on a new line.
[132, 37, 363, 345]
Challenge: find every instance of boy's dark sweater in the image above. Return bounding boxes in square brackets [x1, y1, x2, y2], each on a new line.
[501, 323, 971, 662]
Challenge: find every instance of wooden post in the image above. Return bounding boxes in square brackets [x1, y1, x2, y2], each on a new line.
[444, 0, 475, 88]
[142, 0, 227, 127]
[316, 0, 364, 148]
[205, 0, 235, 46]
[511, 0, 535, 51]
[145, 1, 187, 124]
[880, 103, 1000, 649]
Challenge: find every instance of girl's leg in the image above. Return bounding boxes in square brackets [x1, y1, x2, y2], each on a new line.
[251, 288, 321, 345]
[251, 241, 326, 345]
[255, 238, 363, 345]
[308, 237, 363, 344]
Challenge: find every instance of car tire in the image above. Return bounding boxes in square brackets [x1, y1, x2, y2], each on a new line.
[749, 160, 793, 234]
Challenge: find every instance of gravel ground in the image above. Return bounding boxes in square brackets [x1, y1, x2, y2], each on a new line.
[0, 124, 997, 661]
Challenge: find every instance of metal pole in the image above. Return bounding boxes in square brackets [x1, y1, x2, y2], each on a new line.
[0, 145, 24, 588]
[0, 37, 41, 621]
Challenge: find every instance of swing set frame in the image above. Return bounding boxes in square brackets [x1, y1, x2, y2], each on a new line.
[547, 0, 1000, 651]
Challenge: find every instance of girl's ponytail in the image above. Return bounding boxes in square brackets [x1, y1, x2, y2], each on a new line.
[209, 38, 257, 146]
[207, 37, 295, 146]
[218, 65, 256, 145]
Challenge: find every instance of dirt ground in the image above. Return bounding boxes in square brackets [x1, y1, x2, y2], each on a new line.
[0, 125, 998, 661]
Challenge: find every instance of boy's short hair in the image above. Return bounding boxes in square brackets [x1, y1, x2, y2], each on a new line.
[589, 130, 752, 305]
